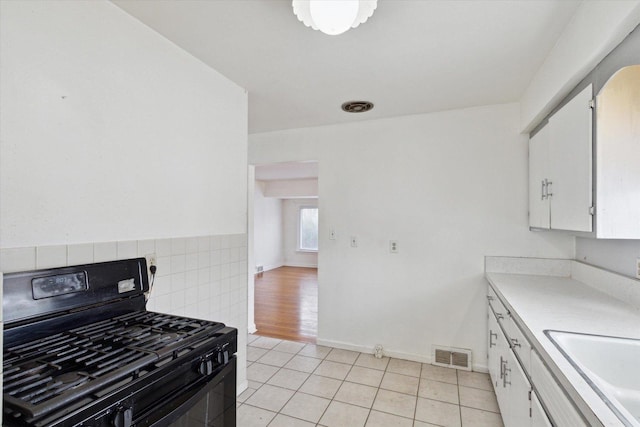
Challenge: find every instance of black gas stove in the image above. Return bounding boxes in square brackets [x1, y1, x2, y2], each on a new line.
[3, 258, 237, 427]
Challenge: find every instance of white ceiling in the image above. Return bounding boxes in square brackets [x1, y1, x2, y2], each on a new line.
[112, 0, 582, 134]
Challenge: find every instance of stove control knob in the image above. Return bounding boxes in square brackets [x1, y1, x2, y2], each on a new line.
[216, 343, 230, 366]
[113, 407, 132, 427]
[198, 359, 213, 376]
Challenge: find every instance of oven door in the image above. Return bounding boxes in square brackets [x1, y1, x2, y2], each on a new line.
[139, 356, 237, 427]
[3, 351, 236, 427]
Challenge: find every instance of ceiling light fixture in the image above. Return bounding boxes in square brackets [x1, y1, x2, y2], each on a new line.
[341, 101, 374, 113]
[292, 0, 377, 36]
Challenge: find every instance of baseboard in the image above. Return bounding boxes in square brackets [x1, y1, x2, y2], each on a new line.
[236, 379, 248, 396]
[283, 262, 318, 268]
[316, 337, 489, 372]
[316, 338, 431, 364]
[473, 363, 489, 373]
[248, 323, 257, 334]
[261, 263, 284, 273]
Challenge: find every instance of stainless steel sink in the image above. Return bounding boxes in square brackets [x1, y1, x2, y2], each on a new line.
[546, 330, 640, 426]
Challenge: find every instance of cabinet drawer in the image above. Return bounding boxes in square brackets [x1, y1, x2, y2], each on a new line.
[487, 287, 508, 320]
[506, 316, 531, 374]
[531, 351, 588, 427]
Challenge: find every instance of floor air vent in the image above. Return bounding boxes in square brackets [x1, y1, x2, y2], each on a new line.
[432, 346, 472, 371]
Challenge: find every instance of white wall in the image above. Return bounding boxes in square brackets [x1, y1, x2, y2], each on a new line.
[254, 181, 284, 272]
[263, 179, 318, 198]
[0, 0, 248, 247]
[0, 0, 249, 392]
[283, 199, 319, 268]
[250, 103, 574, 368]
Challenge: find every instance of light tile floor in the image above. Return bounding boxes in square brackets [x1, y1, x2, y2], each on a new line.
[238, 335, 504, 427]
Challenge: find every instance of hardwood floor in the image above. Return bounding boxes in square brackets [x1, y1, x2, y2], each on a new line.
[254, 266, 318, 344]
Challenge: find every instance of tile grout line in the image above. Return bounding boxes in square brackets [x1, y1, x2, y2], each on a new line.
[412, 361, 424, 423]
[457, 368, 463, 427]
[244, 336, 499, 426]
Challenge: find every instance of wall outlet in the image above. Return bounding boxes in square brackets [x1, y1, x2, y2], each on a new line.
[350, 236, 358, 247]
[636, 257, 640, 279]
[374, 344, 384, 359]
[329, 229, 337, 240]
[145, 253, 156, 268]
[389, 240, 398, 253]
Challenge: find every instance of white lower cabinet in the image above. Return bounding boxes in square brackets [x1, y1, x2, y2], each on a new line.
[487, 304, 503, 389]
[505, 349, 532, 427]
[531, 391, 553, 427]
[531, 351, 588, 426]
[487, 287, 577, 427]
[489, 302, 533, 426]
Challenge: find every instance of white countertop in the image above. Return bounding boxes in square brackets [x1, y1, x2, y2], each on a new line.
[485, 258, 640, 427]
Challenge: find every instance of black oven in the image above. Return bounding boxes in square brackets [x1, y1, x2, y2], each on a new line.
[2, 258, 237, 427]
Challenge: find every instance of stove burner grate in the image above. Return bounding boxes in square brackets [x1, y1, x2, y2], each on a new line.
[3, 311, 225, 420]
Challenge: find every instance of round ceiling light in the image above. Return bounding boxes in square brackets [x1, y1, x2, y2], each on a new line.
[292, 0, 377, 36]
[341, 101, 374, 113]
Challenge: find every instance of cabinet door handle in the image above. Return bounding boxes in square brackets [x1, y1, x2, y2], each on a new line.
[496, 313, 504, 320]
[503, 365, 511, 387]
[546, 180, 553, 197]
[489, 331, 497, 348]
[500, 356, 505, 379]
[486, 295, 494, 301]
[511, 338, 521, 348]
[541, 180, 547, 200]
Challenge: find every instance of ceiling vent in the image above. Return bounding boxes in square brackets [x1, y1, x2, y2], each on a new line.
[341, 101, 374, 113]
[432, 345, 472, 371]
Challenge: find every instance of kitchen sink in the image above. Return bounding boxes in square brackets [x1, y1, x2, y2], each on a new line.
[546, 330, 640, 427]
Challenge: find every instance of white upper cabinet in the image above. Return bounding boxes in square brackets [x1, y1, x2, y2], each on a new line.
[529, 84, 593, 232]
[529, 126, 550, 229]
[548, 85, 593, 232]
[530, 65, 640, 238]
[595, 65, 640, 239]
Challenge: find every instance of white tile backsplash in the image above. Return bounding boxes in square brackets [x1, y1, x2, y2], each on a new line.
[137, 239, 155, 257]
[171, 254, 186, 273]
[94, 241, 117, 262]
[36, 245, 67, 269]
[116, 241, 137, 260]
[198, 251, 210, 268]
[185, 237, 199, 254]
[213, 235, 224, 250]
[198, 236, 211, 252]
[0, 247, 36, 272]
[67, 243, 94, 266]
[186, 253, 198, 271]
[171, 237, 186, 255]
[155, 238, 171, 257]
[157, 256, 171, 276]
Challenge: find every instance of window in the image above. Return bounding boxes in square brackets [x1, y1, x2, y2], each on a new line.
[299, 207, 319, 251]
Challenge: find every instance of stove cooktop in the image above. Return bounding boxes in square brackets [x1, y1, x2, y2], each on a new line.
[3, 311, 228, 421]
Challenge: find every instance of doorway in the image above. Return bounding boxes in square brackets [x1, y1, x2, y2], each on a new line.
[248, 161, 319, 343]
